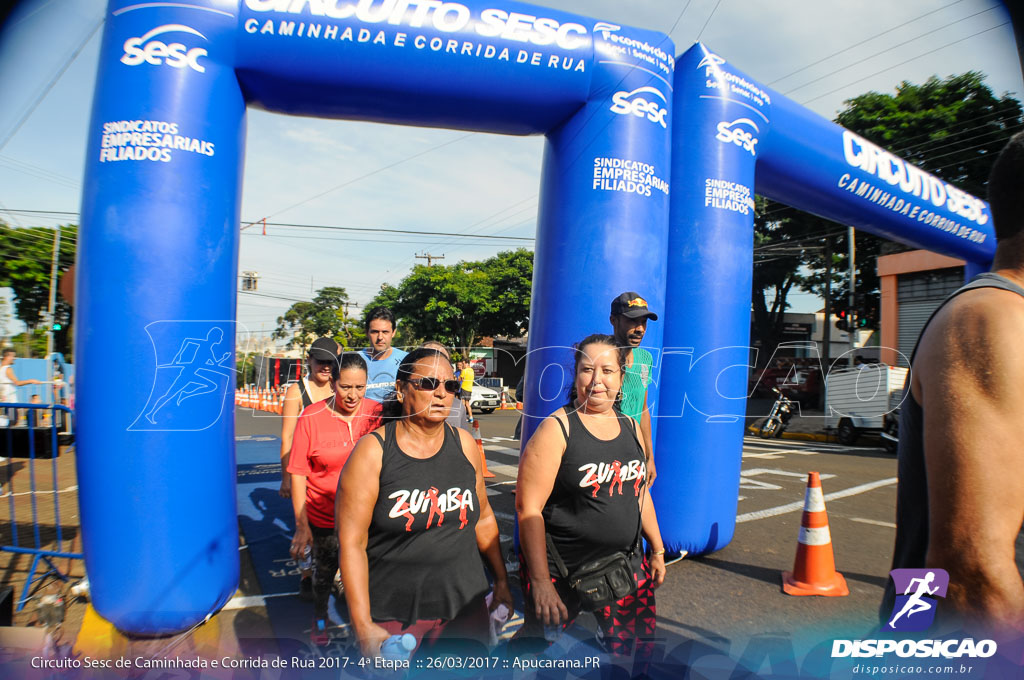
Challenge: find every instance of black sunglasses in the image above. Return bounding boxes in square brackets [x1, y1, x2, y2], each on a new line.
[408, 377, 461, 394]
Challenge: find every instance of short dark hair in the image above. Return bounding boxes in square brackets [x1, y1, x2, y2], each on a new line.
[365, 306, 397, 331]
[2, 348, 15, 357]
[330, 352, 368, 383]
[988, 131, 1024, 242]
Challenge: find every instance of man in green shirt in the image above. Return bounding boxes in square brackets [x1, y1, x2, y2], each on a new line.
[609, 292, 658, 487]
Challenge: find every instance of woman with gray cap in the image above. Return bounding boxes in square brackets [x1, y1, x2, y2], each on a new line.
[280, 337, 340, 598]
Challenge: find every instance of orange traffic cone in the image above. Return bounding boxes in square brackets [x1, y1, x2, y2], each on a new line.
[472, 420, 495, 478]
[782, 471, 849, 597]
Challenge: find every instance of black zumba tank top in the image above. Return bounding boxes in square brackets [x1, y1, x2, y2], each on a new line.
[366, 421, 489, 625]
[882, 273, 1024, 618]
[543, 409, 647, 574]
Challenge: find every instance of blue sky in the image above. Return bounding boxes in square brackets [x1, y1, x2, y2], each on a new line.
[0, 0, 1020, 341]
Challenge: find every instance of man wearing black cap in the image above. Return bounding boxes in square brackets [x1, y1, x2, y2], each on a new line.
[610, 292, 658, 487]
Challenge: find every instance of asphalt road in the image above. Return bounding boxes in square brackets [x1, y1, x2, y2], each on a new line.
[237, 405, 900, 661]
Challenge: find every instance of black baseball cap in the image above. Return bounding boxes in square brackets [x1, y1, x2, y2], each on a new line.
[610, 292, 658, 321]
[308, 337, 340, 361]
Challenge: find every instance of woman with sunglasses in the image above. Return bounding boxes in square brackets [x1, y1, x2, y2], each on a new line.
[288, 351, 382, 643]
[337, 347, 512, 659]
[513, 334, 668, 664]
[280, 337, 340, 599]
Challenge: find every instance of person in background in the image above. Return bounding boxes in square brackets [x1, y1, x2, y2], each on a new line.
[338, 348, 512, 659]
[289, 352, 382, 644]
[0, 348, 42, 427]
[883, 131, 1024, 633]
[458, 359, 475, 424]
[280, 336, 340, 599]
[609, 292, 659, 487]
[362, 307, 408, 403]
[514, 334, 668, 668]
[421, 341, 471, 432]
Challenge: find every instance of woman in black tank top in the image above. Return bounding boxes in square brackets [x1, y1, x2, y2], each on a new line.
[513, 334, 669, 663]
[338, 348, 513, 659]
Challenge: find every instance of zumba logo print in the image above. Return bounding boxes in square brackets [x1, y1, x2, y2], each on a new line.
[578, 459, 646, 498]
[388, 486, 475, 532]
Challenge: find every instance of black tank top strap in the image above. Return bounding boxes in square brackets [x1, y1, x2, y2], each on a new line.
[552, 413, 569, 442]
[298, 378, 314, 409]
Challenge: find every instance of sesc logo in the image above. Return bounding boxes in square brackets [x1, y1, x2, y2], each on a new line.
[609, 87, 668, 128]
[121, 24, 208, 73]
[715, 118, 759, 156]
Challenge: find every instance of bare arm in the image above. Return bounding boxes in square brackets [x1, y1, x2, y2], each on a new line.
[6, 367, 40, 387]
[915, 293, 1024, 631]
[337, 432, 390, 656]
[515, 413, 569, 625]
[641, 391, 656, 487]
[278, 383, 301, 498]
[457, 428, 512, 613]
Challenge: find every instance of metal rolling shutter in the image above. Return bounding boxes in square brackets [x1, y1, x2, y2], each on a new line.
[896, 268, 964, 367]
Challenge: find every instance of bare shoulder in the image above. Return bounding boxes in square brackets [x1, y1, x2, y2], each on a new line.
[915, 287, 1024, 400]
[284, 382, 301, 398]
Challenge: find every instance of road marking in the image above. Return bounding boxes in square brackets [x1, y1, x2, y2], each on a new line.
[484, 461, 519, 478]
[486, 445, 521, 457]
[735, 477, 897, 523]
[222, 591, 298, 610]
[851, 517, 897, 529]
[742, 449, 820, 459]
[739, 468, 834, 490]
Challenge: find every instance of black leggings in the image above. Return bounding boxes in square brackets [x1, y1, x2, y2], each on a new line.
[310, 524, 339, 620]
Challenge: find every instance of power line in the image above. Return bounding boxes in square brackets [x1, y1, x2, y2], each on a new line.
[0, 18, 104, 153]
[784, 5, 1003, 97]
[696, 0, 725, 41]
[767, 0, 971, 85]
[250, 220, 533, 241]
[800, 21, 1011, 105]
[242, 132, 476, 229]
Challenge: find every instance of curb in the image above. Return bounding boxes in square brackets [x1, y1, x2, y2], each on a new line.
[746, 425, 835, 443]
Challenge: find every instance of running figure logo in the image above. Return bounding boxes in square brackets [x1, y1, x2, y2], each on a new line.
[130, 322, 235, 431]
[885, 568, 949, 632]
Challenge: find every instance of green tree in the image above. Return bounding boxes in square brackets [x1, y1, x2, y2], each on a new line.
[273, 286, 352, 353]
[0, 223, 76, 357]
[828, 72, 1022, 326]
[368, 248, 533, 353]
[751, 72, 1021, 356]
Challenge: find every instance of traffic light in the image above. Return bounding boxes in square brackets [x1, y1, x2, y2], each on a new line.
[52, 322, 62, 331]
[834, 309, 850, 332]
[856, 315, 868, 328]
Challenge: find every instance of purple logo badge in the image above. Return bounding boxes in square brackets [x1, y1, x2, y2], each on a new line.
[885, 568, 949, 632]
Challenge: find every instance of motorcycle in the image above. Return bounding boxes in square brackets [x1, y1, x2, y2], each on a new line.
[759, 387, 795, 439]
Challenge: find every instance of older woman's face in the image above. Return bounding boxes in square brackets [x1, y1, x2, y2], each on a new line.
[574, 342, 622, 412]
[401, 356, 456, 422]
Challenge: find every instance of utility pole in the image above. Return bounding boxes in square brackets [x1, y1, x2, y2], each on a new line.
[847, 226, 857, 366]
[416, 252, 444, 267]
[45, 227, 61, 378]
[821, 235, 832, 409]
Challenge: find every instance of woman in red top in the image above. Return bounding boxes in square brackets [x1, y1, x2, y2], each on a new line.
[289, 352, 383, 639]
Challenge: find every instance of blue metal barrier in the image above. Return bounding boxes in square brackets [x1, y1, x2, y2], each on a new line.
[0, 403, 80, 611]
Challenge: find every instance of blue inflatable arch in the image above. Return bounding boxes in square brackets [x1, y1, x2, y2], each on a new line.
[79, 0, 674, 633]
[78, 2, 993, 633]
[652, 44, 995, 557]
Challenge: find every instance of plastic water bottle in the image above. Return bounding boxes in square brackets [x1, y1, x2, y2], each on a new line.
[543, 623, 561, 642]
[488, 603, 510, 647]
[380, 633, 416, 661]
[299, 545, 312, 572]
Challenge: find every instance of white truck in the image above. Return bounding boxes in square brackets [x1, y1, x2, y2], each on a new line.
[824, 365, 909, 446]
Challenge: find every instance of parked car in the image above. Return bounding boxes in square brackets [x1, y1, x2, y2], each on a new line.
[470, 383, 500, 415]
